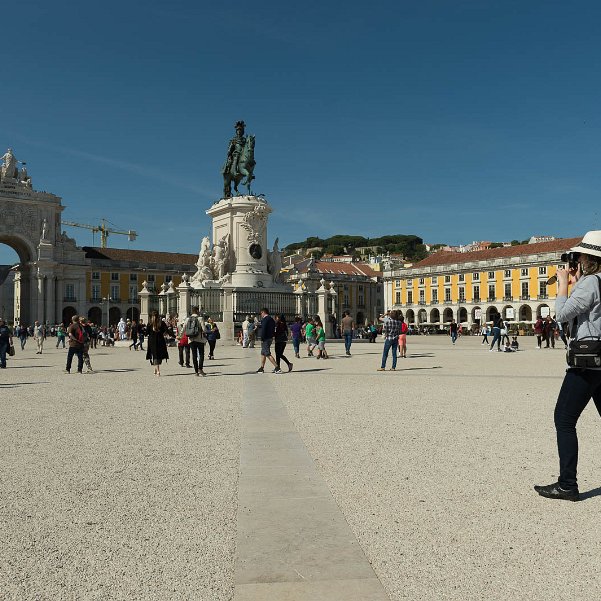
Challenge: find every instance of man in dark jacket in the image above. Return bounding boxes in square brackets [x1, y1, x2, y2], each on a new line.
[257, 308, 280, 373]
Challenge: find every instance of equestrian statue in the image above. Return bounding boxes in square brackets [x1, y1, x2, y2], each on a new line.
[222, 120, 256, 197]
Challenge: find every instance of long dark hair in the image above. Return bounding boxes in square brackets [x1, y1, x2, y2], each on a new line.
[149, 310, 161, 332]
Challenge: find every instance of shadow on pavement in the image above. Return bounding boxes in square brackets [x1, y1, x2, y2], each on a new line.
[8, 365, 53, 368]
[398, 366, 443, 371]
[580, 486, 601, 501]
[96, 368, 140, 373]
[0, 382, 50, 387]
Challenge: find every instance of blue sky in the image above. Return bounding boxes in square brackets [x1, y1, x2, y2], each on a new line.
[1, 0, 600, 264]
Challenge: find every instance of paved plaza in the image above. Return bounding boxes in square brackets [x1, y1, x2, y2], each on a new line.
[2, 336, 601, 600]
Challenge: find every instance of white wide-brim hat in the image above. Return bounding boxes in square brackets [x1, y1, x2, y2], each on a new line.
[570, 230, 601, 259]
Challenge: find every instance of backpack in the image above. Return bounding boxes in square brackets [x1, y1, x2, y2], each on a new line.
[75, 325, 85, 344]
[401, 322, 408, 334]
[185, 316, 200, 337]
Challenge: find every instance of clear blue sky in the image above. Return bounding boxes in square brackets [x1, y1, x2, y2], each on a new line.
[1, 0, 600, 264]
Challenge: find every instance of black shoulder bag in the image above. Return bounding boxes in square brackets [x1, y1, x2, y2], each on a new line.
[567, 275, 601, 368]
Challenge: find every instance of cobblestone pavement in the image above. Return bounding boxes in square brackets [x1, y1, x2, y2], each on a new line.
[1, 336, 600, 600]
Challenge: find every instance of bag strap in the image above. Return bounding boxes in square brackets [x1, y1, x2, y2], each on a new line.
[571, 275, 601, 336]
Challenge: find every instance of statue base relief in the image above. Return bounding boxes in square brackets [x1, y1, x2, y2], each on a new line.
[204, 194, 285, 290]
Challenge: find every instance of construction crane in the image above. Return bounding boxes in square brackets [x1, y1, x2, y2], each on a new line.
[61, 219, 137, 248]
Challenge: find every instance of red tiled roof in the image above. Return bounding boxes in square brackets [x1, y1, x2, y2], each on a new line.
[412, 237, 582, 268]
[294, 259, 379, 278]
[84, 247, 197, 265]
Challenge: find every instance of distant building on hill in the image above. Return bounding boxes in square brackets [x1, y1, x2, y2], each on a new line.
[529, 235, 556, 244]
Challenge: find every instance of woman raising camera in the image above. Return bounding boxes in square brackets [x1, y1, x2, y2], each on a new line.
[535, 231, 601, 502]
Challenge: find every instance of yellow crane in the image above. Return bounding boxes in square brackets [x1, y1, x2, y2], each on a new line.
[61, 219, 137, 248]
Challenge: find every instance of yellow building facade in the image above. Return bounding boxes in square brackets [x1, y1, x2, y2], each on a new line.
[383, 237, 581, 328]
[71, 247, 197, 326]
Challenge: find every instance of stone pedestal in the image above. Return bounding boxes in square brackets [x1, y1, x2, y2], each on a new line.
[206, 195, 274, 289]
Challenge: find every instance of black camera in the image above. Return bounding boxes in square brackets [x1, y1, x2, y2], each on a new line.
[560, 252, 580, 270]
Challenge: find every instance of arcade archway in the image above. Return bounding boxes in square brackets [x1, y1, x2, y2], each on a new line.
[1, 150, 86, 326]
[109, 307, 121, 325]
[126, 306, 140, 322]
[0, 236, 35, 326]
[486, 306, 499, 321]
[0, 243, 20, 324]
[519, 305, 533, 321]
[88, 306, 102, 326]
[62, 306, 77, 325]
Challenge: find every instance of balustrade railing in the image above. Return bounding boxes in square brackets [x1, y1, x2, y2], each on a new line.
[190, 289, 224, 321]
[233, 290, 297, 323]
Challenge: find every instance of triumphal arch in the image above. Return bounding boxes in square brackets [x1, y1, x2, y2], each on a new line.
[0, 148, 87, 325]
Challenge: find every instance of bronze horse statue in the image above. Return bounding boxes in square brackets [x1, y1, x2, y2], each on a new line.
[223, 135, 255, 197]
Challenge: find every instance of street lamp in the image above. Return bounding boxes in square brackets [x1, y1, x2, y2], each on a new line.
[102, 296, 113, 328]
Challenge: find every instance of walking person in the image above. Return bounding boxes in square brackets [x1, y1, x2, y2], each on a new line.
[0, 318, 13, 369]
[65, 315, 85, 374]
[146, 310, 173, 377]
[206, 317, 220, 360]
[341, 310, 354, 356]
[500, 318, 511, 346]
[544, 316, 556, 349]
[90, 323, 98, 349]
[248, 316, 258, 348]
[79, 316, 94, 373]
[377, 310, 402, 371]
[304, 317, 316, 357]
[129, 320, 139, 350]
[535, 232, 601, 502]
[398, 315, 408, 358]
[33, 320, 44, 354]
[256, 308, 280, 373]
[177, 327, 191, 368]
[183, 307, 206, 376]
[289, 316, 302, 359]
[274, 314, 293, 372]
[314, 317, 328, 359]
[242, 315, 252, 348]
[489, 313, 503, 352]
[138, 319, 146, 351]
[534, 316, 544, 349]
[449, 319, 458, 345]
[56, 323, 66, 348]
[18, 323, 28, 350]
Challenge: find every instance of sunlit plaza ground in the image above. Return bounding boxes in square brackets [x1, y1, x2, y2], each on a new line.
[2, 335, 601, 600]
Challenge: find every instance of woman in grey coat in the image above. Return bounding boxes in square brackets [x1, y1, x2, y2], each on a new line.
[535, 231, 601, 502]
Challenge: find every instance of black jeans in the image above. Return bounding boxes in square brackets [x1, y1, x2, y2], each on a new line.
[189, 341, 205, 373]
[178, 344, 190, 366]
[66, 346, 84, 372]
[208, 339, 216, 358]
[554, 368, 601, 490]
[274, 340, 291, 369]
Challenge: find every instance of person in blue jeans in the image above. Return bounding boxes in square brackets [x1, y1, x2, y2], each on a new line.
[489, 313, 503, 352]
[449, 319, 458, 344]
[377, 310, 402, 371]
[289, 316, 303, 359]
[341, 311, 354, 356]
[0, 318, 13, 369]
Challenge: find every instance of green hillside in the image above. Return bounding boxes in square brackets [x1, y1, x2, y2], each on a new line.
[284, 234, 427, 261]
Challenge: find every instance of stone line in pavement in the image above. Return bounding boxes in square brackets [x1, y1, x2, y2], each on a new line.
[233, 368, 389, 601]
